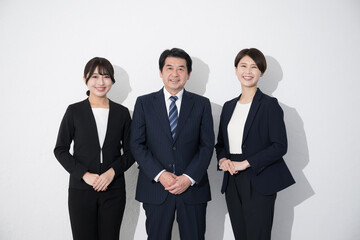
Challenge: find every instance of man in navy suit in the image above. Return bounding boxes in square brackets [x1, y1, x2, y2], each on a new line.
[131, 48, 214, 240]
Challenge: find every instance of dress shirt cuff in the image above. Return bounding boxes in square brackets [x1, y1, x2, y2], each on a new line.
[154, 170, 166, 182]
[183, 174, 196, 186]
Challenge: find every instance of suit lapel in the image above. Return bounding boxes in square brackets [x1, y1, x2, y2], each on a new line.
[102, 100, 113, 148]
[84, 99, 101, 148]
[222, 97, 239, 154]
[242, 89, 263, 143]
[152, 89, 173, 142]
[174, 89, 194, 143]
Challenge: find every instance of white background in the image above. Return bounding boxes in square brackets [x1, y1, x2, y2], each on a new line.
[1, 0, 359, 239]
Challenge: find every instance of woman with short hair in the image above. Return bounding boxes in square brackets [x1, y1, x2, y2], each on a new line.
[215, 48, 295, 240]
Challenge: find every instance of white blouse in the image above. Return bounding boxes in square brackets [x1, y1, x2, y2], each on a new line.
[91, 108, 109, 163]
[227, 102, 252, 154]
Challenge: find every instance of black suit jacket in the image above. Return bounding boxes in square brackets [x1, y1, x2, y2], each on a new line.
[215, 89, 295, 195]
[54, 99, 134, 190]
[131, 89, 214, 204]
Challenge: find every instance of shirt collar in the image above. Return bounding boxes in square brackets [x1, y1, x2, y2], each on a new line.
[163, 87, 184, 102]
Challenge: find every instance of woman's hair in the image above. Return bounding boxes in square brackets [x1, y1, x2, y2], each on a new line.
[84, 57, 115, 96]
[234, 48, 267, 74]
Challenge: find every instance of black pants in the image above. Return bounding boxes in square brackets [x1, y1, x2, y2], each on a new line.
[225, 157, 276, 240]
[68, 188, 126, 240]
[143, 194, 207, 240]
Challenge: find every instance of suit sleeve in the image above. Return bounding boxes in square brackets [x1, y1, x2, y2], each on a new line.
[130, 97, 164, 180]
[183, 98, 215, 183]
[215, 104, 228, 170]
[110, 109, 135, 176]
[53, 106, 88, 180]
[247, 99, 287, 174]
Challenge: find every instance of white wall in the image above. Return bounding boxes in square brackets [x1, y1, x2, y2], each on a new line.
[1, 0, 359, 239]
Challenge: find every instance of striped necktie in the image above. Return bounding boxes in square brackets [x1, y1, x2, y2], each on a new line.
[169, 96, 178, 139]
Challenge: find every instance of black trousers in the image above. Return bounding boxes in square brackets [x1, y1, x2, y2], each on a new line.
[143, 194, 207, 240]
[225, 155, 276, 240]
[68, 188, 126, 240]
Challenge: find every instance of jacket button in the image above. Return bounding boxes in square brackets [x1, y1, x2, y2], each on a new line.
[169, 164, 172, 168]
[243, 145, 246, 148]
[172, 147, 176, 150]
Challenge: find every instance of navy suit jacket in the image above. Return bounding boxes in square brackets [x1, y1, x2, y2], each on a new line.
[131, 88, 214, 204]
[215, 89, 295, 195]
[54, 99, 134, 190]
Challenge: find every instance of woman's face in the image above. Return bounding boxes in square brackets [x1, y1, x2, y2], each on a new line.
[85, 67, 113, 98]
[235, 55, 263, 89]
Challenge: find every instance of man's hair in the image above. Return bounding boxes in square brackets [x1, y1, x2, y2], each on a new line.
[159, 48, 192, 74]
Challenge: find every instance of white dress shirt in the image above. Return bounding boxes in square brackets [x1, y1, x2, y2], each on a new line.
[227, 101, 252, 154]
[91, 108, 109, 163]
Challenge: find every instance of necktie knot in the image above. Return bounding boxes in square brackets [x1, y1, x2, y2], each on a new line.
[170, 96, 178, 102]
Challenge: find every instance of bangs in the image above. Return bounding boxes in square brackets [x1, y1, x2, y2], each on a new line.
[97, 64, 111, 76]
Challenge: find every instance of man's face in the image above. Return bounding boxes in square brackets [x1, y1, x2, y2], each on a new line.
[160, 57, 191, 95]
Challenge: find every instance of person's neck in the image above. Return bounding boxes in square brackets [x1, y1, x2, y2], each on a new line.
[164, 86, 182, 96]
[239, 87, 257, 104]
[88, 95, 109, 108]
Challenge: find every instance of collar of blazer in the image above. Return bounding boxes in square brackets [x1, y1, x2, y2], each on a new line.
[84, 98, 114, 149]
[152, 88, 195, 143]
[224, 88, 264, 147]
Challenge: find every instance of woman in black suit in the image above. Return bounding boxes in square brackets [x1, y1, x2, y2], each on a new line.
[54, 57, 134, 240]
[215, 48, 295, 240]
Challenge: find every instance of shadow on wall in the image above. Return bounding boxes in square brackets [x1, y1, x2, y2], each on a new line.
[185, 57, 227, 240]
[259, 56, 315, 240]
[108, 65, 140, 240]
[107, 65, 132, 105]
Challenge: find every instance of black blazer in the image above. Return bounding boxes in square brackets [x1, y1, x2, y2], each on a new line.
[131, 89, 214, 204]
[54, 99, 134, 190]
[215, 89, 295, 195]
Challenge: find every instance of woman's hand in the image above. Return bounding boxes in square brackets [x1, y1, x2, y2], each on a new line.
[82, 172, 100, 186]
[219, 158, 236, 175]
[232, 160, 250, 174]
[93, 168, 115, 192]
